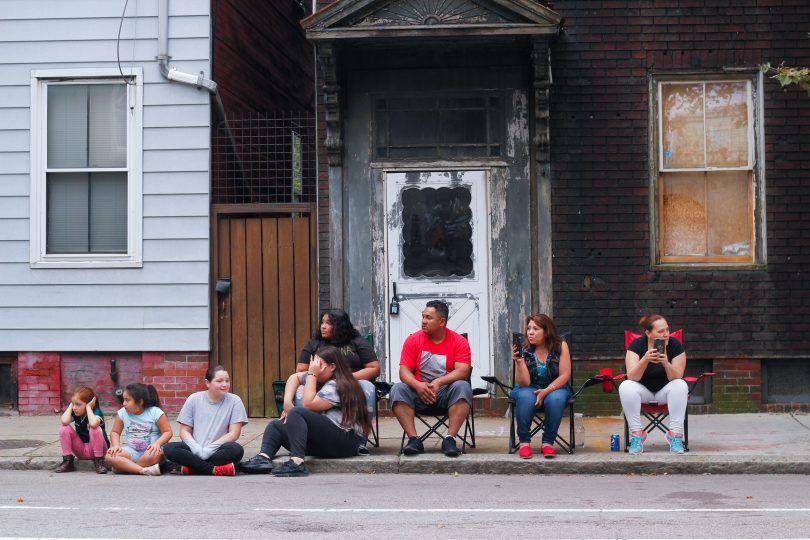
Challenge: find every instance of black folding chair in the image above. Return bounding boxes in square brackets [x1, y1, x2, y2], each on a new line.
[482, 332, 604, 454]
[396, 333, 486, 454]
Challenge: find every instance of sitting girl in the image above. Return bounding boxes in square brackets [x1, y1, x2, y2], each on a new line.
[55, 386, 110, 474]
[163, 365, 248, 476]
[239, 346, 371, 477]
[105, 383, 172, 475]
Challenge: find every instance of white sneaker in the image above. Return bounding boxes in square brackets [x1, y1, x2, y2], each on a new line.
[141, 463, 161, 476]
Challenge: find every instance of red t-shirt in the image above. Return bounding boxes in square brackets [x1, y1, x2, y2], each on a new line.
[399, 329, 472, 382]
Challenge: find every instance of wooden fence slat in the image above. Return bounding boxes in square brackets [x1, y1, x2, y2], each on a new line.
[262, 217, 281, 416]
[245, 218, 265, 417]
[229, 219, 249, 404]
[216, 218, 232, 375]
[277, 217, 297, 377]
[293, 215, 312, 351]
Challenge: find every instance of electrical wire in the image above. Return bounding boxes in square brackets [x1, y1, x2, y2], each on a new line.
[117, 0, 136, 85]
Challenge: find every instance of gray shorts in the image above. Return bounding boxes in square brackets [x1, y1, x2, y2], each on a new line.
[389, 380, 473, 411]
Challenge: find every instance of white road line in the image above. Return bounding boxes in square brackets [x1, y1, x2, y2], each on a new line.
[253, 507, 810, 513]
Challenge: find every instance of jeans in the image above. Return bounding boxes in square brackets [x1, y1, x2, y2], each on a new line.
[511, 386, 571, 445]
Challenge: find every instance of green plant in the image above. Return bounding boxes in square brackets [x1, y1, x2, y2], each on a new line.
[760, 33, 810, 96]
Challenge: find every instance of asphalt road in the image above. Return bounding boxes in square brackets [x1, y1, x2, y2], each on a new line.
[1, 471, 808, 538]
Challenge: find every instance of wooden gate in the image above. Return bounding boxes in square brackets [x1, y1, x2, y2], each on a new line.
[212, 204, 317, 417]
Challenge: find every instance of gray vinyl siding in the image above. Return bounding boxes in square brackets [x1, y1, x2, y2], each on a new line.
[0, 0, 211, 351]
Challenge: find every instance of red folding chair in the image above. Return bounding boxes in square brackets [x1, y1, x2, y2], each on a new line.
[594, 330, 714, 452]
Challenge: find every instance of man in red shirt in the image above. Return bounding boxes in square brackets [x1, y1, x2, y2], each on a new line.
[389, 300, 473, 457]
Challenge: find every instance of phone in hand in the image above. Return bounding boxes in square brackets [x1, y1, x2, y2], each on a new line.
[653, 338, 666, 355]
[512, 332, 525, 354]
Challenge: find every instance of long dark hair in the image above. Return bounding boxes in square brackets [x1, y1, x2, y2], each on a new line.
[524, 313, 563, 356]
[124, 383, 161, 409]
[316, 346, 371, 436]
[317, 309, 360, 346]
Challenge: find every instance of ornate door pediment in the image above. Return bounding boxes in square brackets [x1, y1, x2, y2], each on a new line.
[302, 0, 562, 39]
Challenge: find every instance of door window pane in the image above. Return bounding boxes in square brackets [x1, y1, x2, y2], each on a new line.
[47, 172, 127, 254]
[401, 186, 473, 277]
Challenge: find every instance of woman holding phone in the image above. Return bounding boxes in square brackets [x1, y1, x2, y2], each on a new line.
[510, 314, 571, 460]
[619, 314, 687, 455]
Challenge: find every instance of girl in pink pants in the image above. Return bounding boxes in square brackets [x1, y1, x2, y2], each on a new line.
[55, 387, 110, 474]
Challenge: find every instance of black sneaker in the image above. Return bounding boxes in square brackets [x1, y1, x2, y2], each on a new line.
[402, 436, 424, 456]
[442, 436, 460, 457]
[357, 444, 370, 456]
[272, 459, 309, 477]
[237, 454, 274, 474]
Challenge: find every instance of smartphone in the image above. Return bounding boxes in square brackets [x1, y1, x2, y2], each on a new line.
[512, 332, 525, 353]
[654, 338, 666, 355]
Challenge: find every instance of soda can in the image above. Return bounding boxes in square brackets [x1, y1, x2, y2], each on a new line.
[610, 434, 620, 451]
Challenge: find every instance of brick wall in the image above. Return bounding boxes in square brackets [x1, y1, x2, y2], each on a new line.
[17, 353, 61, 415]
[548, 0, 810, 409]
[141, 352, 208, 415]
[60, 353, 142, 413]
[16, 352, 208, 416]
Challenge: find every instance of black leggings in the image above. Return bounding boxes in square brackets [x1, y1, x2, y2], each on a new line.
[163, 441, 244, 474]
[260, 407, 363, 460]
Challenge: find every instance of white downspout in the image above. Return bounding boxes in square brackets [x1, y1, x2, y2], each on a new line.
[157, 0, 217, 93]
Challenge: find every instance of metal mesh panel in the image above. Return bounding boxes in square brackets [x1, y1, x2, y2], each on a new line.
[212, 112, 317, 204]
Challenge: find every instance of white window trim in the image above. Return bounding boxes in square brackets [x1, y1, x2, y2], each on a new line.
[29, 67, 143, 268]
[651, 71, 766, 269]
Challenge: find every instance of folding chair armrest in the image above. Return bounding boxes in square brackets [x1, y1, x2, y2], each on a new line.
[373, 381, 392, 399]
[480, 375, 512, 397]
[683, 372, 714, 394]
[571, 375, 609, 398]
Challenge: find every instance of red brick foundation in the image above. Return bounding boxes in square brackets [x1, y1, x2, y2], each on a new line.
[16, 352, 209, 416]
[17, 352, 61, 415]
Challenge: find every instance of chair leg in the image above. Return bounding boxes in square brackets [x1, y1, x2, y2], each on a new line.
[683, 407, 690, 452]
[567, 404, 576, 455]
[623, 413, 630, 452]
[508, 403, 517, 454]
[469, 405, 477, 448]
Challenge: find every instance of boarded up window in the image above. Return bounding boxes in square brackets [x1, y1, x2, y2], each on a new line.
[658, 80, 756, 263]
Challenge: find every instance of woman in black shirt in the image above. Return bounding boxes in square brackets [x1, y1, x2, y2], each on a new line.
[619, 314, 688, 455]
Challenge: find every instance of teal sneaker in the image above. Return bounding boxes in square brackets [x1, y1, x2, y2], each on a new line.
[666, 431, 685, 454]
[628, 431, 647, 455]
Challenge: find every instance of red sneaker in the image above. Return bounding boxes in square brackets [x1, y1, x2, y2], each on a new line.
[518, 445, 532, 459]
[213, 462, 235, 476]
[541, 445, 556, 459]
[180, 465, 193, 476]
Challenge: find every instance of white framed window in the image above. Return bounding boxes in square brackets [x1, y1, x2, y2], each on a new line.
[30, 68, 143, 268]
[653, 73, 765, 266]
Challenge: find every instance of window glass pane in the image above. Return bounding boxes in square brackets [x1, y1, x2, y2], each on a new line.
[662, 172, 707, 256]
[47, 86, 88, 168]
[765, 360, 810, 402]
[706, 170, 750, 256]
[89, 85, 127, 168]
[401, 186, 473, 277]
[661, 83, 705, 169]
[388, 110, 439, 146]
[705, 82, 748, 168]
[90, 172, 127, 253]
[439, 109, 487, 144]
[47, 173, 89, 253]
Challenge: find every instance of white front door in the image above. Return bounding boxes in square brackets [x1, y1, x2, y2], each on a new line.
[385, 170, 491, 389]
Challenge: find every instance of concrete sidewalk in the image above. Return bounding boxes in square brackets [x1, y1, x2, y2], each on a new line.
[2, 412, 809, 475]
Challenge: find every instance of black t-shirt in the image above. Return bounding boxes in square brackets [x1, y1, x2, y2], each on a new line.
[298, 336, 377, 372]
[627, 336, 685, 392]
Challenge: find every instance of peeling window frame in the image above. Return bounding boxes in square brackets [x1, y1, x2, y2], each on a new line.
[649, 70, 766, 270]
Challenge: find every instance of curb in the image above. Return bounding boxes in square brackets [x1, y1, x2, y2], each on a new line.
[5, 455, 810, 475]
